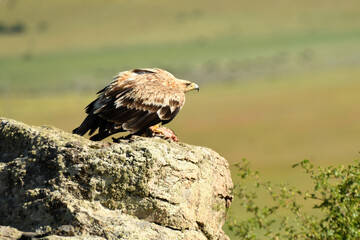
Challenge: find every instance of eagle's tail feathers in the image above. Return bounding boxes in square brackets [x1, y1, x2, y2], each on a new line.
[73, 114, 99, 136]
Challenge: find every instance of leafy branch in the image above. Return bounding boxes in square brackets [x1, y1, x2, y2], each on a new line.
[228, 159, 360, 239]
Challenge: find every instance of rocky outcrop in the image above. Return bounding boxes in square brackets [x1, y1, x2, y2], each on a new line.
[0, 118, 233, 240]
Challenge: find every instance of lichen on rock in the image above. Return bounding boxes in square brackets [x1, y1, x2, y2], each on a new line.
[0, 118, 233, 240]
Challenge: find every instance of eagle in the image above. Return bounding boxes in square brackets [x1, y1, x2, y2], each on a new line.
[73, 68, 199, 141]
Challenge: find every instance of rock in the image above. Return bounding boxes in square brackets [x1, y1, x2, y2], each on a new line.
[0, 118, 233, 240]
[0, 226, 22, 240]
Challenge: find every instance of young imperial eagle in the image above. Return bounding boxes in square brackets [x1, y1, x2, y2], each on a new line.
[73, 68, 199, 141]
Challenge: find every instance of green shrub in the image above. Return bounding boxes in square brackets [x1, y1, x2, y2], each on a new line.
[228, 159, 360, 239]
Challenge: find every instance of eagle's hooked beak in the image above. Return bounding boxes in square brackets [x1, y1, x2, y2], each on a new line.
[186, 82, 200, 92]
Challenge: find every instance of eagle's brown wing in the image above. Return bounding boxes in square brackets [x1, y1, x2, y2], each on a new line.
[73, 70, 185, 141]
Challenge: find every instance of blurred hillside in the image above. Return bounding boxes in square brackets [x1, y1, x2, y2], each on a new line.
[1, 0, 360, 93]
[1, 1, 360, 238]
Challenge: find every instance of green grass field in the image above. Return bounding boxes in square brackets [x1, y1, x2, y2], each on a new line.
[1, 0, 360, 238]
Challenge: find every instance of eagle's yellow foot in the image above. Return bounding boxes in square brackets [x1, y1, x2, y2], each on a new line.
[149, 125, 179, 142]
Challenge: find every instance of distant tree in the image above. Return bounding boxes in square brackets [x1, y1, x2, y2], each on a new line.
[0, 22, 25, 34]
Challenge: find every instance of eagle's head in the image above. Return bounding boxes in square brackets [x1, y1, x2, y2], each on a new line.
[133, 68, 199, 93]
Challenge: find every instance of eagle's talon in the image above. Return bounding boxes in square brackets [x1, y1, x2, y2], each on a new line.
[149, 125, 178, 142]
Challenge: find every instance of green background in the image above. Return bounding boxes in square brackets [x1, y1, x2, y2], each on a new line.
[1, 0, 360, 238]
